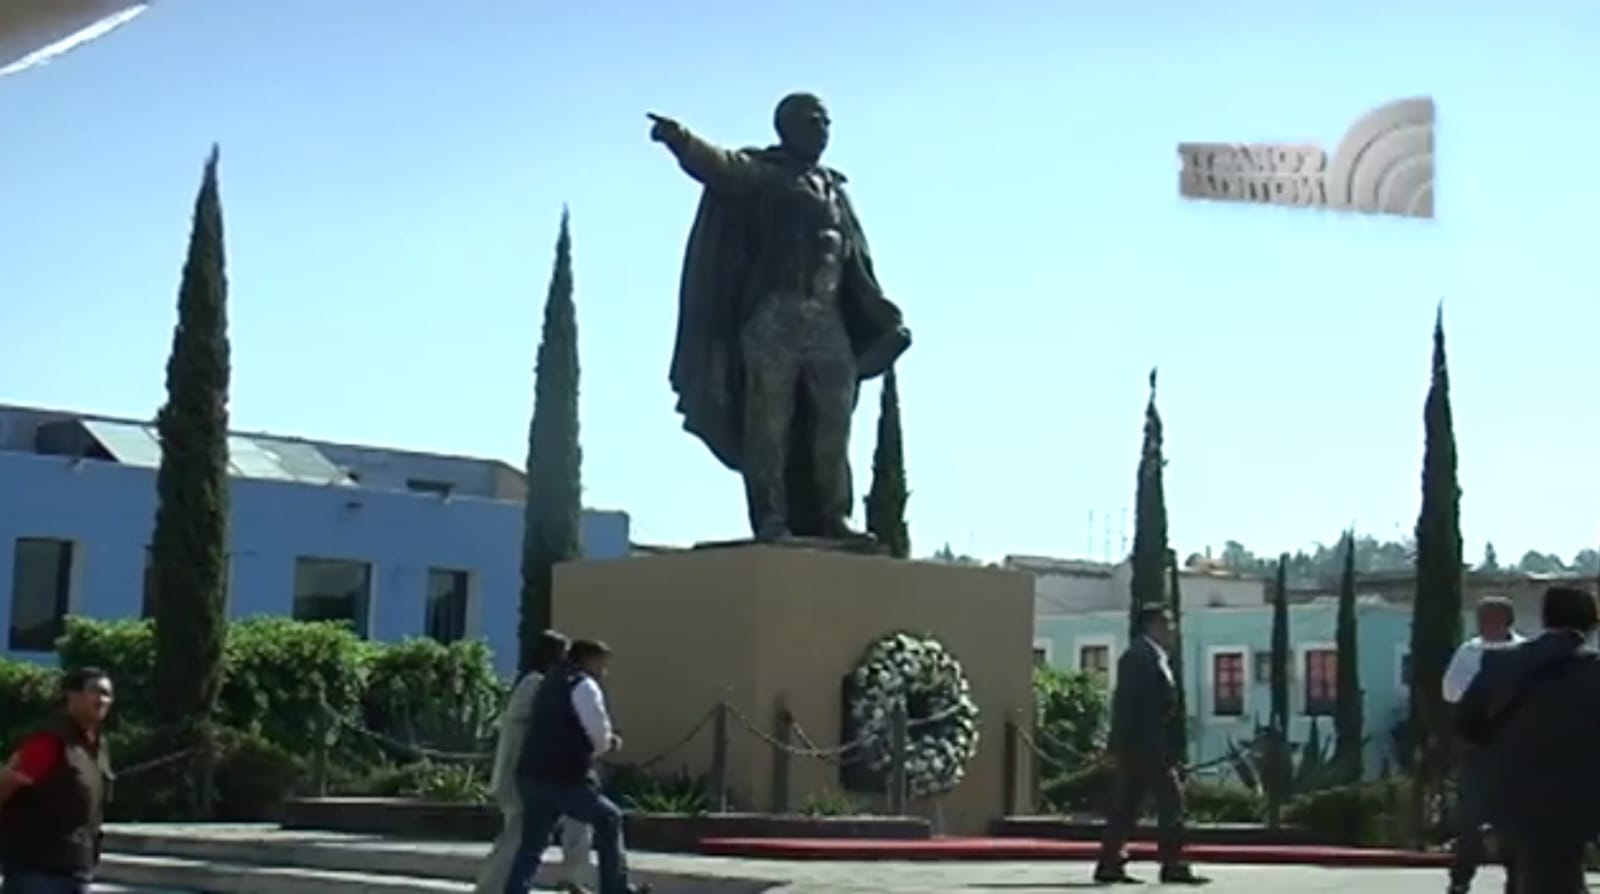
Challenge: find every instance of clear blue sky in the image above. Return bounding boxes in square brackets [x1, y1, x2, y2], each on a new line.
[1, 1, 1595, 563]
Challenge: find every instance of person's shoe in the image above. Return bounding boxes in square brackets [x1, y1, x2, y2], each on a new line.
[1158, 864, 1210, 885]
[1092, 864, 1143, 884]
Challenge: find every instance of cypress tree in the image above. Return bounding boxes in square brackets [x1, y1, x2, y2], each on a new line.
[1165, 549, 1188, 767]
[864, 367, 910, 558]
[1128, 368, 1168, 637]
[1407, 304, 1464, 837]
[1266, 553, 1291, 828]
[148, 146, 230, 816]
[1269, 554, 1290, 737]
[519, 209, 582, 674]
[1334, 529, 1364, 782]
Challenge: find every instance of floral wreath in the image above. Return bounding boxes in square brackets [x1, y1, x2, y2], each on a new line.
[846, 631, 981, 798]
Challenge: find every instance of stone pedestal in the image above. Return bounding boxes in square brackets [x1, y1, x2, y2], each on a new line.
[553, 546, 1035, 835]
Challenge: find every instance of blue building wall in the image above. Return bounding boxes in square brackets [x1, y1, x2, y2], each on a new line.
[0, 449, 629, 676]
[1037, 601, 1434, 776]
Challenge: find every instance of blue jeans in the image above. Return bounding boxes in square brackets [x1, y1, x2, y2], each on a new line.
[500, 779, 626, 894]
[0, 870, 89, 894]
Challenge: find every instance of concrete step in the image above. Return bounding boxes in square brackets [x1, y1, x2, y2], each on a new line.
[100, 854, 466, 894]
[102, 825, 786, 893]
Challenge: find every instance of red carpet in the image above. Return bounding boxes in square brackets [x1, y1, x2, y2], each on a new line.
[697, 837, 1452, 867]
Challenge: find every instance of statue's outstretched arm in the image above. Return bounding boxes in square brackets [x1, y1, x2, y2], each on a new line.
[648, 113, 767, 195]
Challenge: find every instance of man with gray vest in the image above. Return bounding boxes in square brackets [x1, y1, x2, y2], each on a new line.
[501, 639, 649, 894]
[476, 631, 592, 894]
[0, 667, 115, 894]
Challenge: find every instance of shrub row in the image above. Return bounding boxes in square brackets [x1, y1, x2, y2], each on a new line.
[1042, 758, 1416, 846]
[0, 616, 506, 819]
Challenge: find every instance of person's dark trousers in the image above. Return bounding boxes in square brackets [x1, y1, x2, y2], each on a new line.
[1506, 837, 1586, 893]
[1094, 760, 1186, 872]
[501, 778, 627, 894]
[1451, 746, 1515, 892]
[0, 869, 90, 894]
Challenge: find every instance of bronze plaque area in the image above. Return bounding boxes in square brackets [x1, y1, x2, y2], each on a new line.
[1178, 96, 1435, 219]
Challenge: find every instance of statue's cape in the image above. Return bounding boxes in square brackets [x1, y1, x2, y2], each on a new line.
[668, 147, 909, 474]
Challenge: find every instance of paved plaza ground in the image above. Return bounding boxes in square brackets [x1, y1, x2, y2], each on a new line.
[99, 825, 1593, 894]
[758, 862, 1520, 893]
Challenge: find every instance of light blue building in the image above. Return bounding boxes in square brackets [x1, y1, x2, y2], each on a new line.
[0, 403, 630, 675]
[1036, 599, 1416, 774]
[1012, 554, 1442, 775]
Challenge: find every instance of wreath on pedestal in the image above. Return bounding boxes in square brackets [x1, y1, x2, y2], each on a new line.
[845, 631, 981, 798]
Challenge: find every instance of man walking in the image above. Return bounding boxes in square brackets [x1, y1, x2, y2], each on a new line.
[1092, 606, 1207, 886]
[1458, 585, 1600, 893]
[502, 639, 649, 894]
[476, 631, 592, 894]
[1442, 597, 1522, 894]
[0, 667, 116, 894]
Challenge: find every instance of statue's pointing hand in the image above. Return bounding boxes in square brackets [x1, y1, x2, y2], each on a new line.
[647, 112, 687, 146]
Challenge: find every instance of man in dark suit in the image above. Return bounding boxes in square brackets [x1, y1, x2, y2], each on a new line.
[1457, 585, 1600, 894]
[1092, 605, 1207, 885]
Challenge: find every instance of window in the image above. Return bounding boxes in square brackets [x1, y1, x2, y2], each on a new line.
[1032, 647, 1049, 667]
[406, 478, 454, 497]
[425, 568, 470, 643]
[1304, 648, 1338, 715]
[1079, 645, 1110, 676]
[9, 538, 74, 652]
[1212, 651, 1246, 717]
[1255, 651, 1272, 683]
[293, 558, 372, 636]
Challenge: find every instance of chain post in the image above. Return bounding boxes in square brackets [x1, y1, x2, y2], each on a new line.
[1002, 714, 1019, 816]
[313, 693, 336, 797]
[709, 699, 730, 813]
[770, 698, 794, 813]
[887, 699, 909, 815]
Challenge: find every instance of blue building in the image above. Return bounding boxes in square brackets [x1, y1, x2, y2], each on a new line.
[0, 403, 630, 675]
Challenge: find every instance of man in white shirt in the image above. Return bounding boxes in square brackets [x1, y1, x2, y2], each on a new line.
[1442, 596, 1522, 894]
[501, 639, 649, 894]
[475, 630, 592, 894]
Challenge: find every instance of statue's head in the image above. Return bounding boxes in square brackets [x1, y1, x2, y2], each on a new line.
[774, 92, 829, 163]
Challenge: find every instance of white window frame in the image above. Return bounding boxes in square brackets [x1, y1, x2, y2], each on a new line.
[1206, 645, 1250, 722]
[291, 556, 376, 638]
[1073, 635, 1117, 685]
[1031, 637, 1055, 667]
[1296, 640, 1339, 716]
[7, 536, 84, 654]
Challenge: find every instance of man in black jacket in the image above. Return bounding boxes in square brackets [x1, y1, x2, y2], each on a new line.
[499, 639, 648, 894]
[1457, 585, 1600, 893]
[0, 667, 115, 894]
[1092, 606, 1206, 886]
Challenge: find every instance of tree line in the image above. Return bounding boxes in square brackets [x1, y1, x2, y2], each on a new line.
[1200, 536, 1600, 587]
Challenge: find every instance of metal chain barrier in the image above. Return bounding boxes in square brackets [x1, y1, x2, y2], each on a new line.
[1012, 716, 1236, 778]
[116, 745, 202, 779]
[313, 699, 722, 773]
[721, 702, 875, 762]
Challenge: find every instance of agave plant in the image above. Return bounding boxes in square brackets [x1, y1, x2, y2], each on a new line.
[1225, 718, 1347, 801]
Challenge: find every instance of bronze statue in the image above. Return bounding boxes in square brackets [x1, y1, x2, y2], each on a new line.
[649, 93, 911, 542]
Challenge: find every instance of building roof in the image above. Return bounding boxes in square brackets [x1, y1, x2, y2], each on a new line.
[76, 417, 354, 486]
[1003, 555, 1116, 578]
[0, 402, 520, 492]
